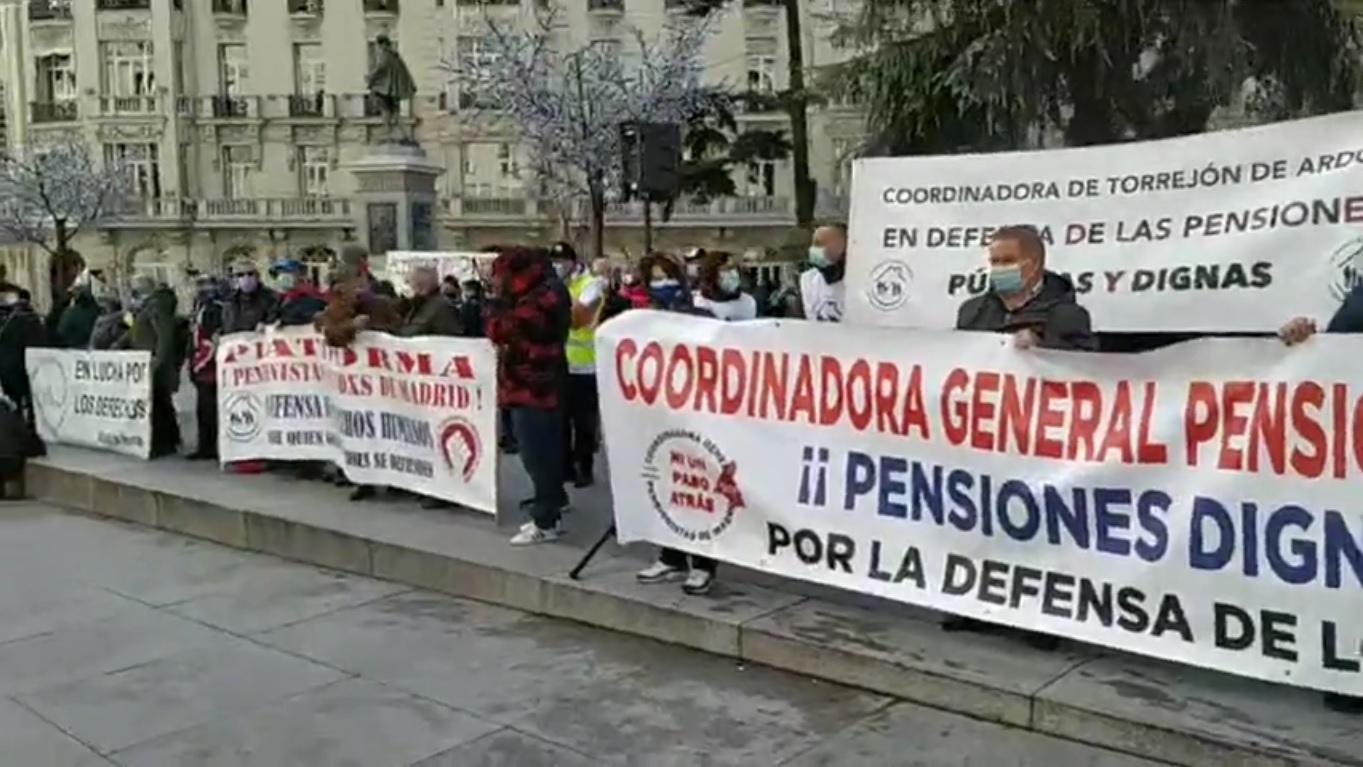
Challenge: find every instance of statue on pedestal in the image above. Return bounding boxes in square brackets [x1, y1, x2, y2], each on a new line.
[366, 35, 417, 145]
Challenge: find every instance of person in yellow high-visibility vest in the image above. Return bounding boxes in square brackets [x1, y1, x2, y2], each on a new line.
[550, 243, 606, 488]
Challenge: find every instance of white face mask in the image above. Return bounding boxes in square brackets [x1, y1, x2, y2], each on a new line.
[553, 261, 573, 280]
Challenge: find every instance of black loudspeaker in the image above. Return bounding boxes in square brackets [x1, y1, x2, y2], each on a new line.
[620, 122, 681, 202]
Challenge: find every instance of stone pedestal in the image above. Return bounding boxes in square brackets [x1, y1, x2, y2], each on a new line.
[346, 144, 444, 266]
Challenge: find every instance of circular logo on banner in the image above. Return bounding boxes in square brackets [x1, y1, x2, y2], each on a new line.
[223, 392, 263, 443]
[1329, 237, 1363, 302]
[31, 355, 70, 437]
[867, 260, 913, 311]
[641, 430, 745, 543]
[438, 416, 481, 483]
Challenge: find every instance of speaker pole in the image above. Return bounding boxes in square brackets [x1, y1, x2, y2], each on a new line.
[643, 195, 654, 253]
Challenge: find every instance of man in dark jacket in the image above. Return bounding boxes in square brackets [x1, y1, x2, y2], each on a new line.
[398, 266, 462, 337]
[460, 279, 485, 338]
[222, 260, 278, 334]
[271, 259, 328, 328]
[1279, 290, 1363, 716]
[485, 246, 571, 546]
[946, 225, 1095, 647]
[0, 286, 47, 425]
[55, 270, 103, 349]
[116, 276, 181, 458]
[956, 224, 1097, 351]
[187, 275, 226, 460]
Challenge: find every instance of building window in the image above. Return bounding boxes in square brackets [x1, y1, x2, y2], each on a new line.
[745, 38, 778, 95]
[218, 43, 247, 95]
[105, 143, 160, 199]
[101, 41, 155, 99]
[497, 143, 519, 180]
[293, 43, 326, 96]
[831, 137, 855, 196]
[745, 160, 776, 197]
[222, 145, 255, 199]
[35, 53, 77, 103]
[299, 146, 330, 197]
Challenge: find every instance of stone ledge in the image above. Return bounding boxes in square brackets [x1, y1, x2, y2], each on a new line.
[21, 449, 1363, 767]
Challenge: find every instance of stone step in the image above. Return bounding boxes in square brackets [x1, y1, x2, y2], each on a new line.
[20, 447, 1363, 767]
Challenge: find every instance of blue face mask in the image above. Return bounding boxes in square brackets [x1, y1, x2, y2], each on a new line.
[808, 246, 831, 269]
[989, 264, 1025, 295]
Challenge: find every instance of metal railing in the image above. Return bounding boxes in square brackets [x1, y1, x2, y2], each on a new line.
[98, 95, 158, 115]
[31, 101, 78, 124]
[363, 0, 398, 12]
[109, 196, 352, 224]
[212, 0, 248, 14]
[286, 93, 332, 118]
[29, 0, 73, 20]
[287, 0, 324, 15]
[589, 0, 624, 10]
[97, 0, 151, 9]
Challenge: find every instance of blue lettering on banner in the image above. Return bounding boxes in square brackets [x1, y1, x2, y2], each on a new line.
[829, 447, 1363, 589]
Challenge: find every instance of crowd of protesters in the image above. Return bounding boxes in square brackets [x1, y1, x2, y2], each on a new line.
[2, 222, 1358, 713]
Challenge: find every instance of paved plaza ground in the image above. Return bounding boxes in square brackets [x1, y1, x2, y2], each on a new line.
[0, 500, 1158, 766]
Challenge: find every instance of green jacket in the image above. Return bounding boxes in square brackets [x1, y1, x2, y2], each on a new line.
[397, 292, 462, 338]
[118, 287, 180, 391]
[56, 291, 100, 349]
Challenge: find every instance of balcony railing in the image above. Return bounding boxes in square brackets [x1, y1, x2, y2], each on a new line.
[589, 0, 624, 10]
[212, 0, 248, 15]
[108, 197, 352, 225]
[98, 95, 158, 115]
[202, 94, 259, 119]
[97, 0, 151, 9]
[444, 195, 794, 224]
[287, 0, 324, 15]
[363, 0, 398, 12]
[31, 101, 78, 124]
[286, 93, 332, 118]
[29, 0, 73, 21]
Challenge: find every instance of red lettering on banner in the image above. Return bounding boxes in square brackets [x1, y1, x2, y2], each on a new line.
[1290, 382, 1326, 478]
[1035, 381, 1066, 459]
[1066, 381, 1101, 461]
[791, 356, 816, 424]
[820, 356, 843, 426]
[694, 345, 719, 412]
[1184, 382, 1218, 467]
[1218, 381, 1255, 471]
[1098, 381, 1134, 463]
[1248, 383, 1286, 474]
[616, 338, 638, 400]
[719, 349, 744, 414]
[1136, 382, 1168, 464]
[665, 345, 694, 410]
[942, 368, 970, 445]
[638, 342, 664, 404]
[999, 375, 1035, 454]
[970, 371, 999, 451]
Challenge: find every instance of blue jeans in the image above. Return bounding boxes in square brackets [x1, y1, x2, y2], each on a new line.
[510, 406, 568, 529]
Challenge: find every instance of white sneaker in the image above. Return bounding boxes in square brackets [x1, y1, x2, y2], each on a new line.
[682, 569, 715, 596]
[510, 524, 562, 546]
[636, 560, 686, 584]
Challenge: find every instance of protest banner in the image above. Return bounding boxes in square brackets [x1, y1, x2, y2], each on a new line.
[846, 110, 1363, 332]
[598, 311, 1363, 695]
[385, 251, 496, 287]
[25, 348, 151, 459]
[216, 326, 498, 513]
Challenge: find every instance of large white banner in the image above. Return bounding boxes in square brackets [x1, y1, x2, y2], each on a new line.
[217, 327, 498, 513]
[847, 111, 1363, 331]
[26, 348, 151, 459]
[599, 311, 1363, 695]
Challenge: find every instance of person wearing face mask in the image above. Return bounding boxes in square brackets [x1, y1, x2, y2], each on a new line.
[222, 259, 279, 335]
[955, 224, 1096, 352]
[186, 274, 226, 460]
[944, 225, 1094, 649]
[799, 224, 848, 322]
[56, 270, 104, 349]
[550, 242, 605, 489]
[397, 265, 463, 338]
[115, 275, 181, 458]
[0, 286, 46, 426]
[629, 253, 722, 595]
[271, 259, 327, 328]
[693, 252, 758, 322]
